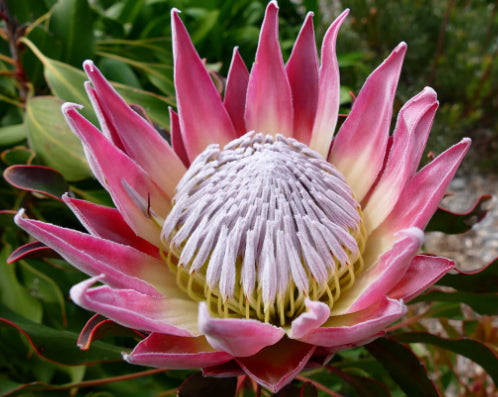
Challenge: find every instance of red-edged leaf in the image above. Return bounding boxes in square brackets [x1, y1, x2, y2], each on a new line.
[3, 165, 68, 201]
[426, 195, 491, 234]
[437, 257, 498, 293]
[326, 365, 391, 397]
[7, 241, 60, 264]
[413, 290, 498, 316]
[392, 332, 498, 385]
[78, 313, 145, 350]
[177, 372, 237, 397]
[0, 304, 123, 365]
[365, 337, 441, 397]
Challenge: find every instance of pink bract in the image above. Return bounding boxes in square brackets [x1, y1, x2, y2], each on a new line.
[13, 1, 469, 393]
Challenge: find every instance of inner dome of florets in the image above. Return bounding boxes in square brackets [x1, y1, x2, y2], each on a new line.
[161, 132, 366, 325]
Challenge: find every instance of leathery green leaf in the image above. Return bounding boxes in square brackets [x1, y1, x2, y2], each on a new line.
[365, 337, 441, 397]
[0, 304, 124, 365]
[20, 38, 173, 129]
[25, 96, 91, 181]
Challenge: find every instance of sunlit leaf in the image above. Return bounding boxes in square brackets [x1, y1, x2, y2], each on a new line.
[25, 96, 91, 181]
[0, 124, 26, 146]
[20, 38, 173, 128]
[365, 337, 441, 397]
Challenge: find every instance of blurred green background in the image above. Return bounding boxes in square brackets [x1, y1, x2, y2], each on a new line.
[0, 0, 497, 396]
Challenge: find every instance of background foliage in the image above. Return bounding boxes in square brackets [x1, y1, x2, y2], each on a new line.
[0, 0, 497, 396]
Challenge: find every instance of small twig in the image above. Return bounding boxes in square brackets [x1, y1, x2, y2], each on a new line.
[35, 368, 167, 391]
[0, 0, 30, 100]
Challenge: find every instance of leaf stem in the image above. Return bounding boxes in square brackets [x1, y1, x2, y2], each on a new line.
[295, 375, 344, 397]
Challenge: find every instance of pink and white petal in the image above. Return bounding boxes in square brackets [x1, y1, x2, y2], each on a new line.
[388, 255, 454, 302]
[63, 103, 167, 245]
[202, 360, 244, 378]
[224, 47, 249, 136]
[379, 138, 471, 234]
[298, 297, 406, 348]
[308, 9, 349, 157]
[199, 302, 284, 357]
[332, 227, 424, 314]
[71, 277, 200, 337]
[289, 299, 330, 339]
[83, 61, 185, 197]
[362, 88, 438, 232]
[63, 195, 158, 257]
[124, 333, 233, 369]
[329, 43, 407, 201]
[245, 1, 293, 137]
[171, 10, 236, 160]
[169, 107, 189, 167]
[14, 211, 185, 298]
[236, 338, 316, 393]
[286, 12, 319, 144]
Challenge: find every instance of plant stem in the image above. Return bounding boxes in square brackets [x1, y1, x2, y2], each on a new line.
[295, 375, 344, 397]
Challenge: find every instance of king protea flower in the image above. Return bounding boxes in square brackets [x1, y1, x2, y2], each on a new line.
[13, 1, 470, 392]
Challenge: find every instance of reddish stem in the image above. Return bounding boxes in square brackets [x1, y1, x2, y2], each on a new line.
[295, 375, 344, 397]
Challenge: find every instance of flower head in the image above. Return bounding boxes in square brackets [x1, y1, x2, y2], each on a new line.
[14, 1, 470, 392]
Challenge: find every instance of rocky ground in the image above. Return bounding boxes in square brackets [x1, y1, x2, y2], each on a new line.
[424, 172, 498, 270]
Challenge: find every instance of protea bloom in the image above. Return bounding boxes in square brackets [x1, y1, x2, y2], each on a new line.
[13, 1, 470, 392]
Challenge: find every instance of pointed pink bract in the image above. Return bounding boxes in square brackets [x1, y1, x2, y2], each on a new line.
[245, 1, 293, 137]
[171, 10, 236, 161]
[308, 9, 349, 157]
[329, 43, 407, 200]
[224, 48, 250, 136]
[286, 13, 319, 144]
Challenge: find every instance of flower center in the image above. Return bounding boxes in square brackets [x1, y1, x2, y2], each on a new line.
[161, 132, 366, 325]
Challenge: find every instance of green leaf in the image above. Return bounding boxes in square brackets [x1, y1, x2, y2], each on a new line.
[0, 246, 43, 323]
[25, 96, 91, 181]
[97, 51, 175, 97]
[437, 257, 498, 293]
[0, 304, 124, 365]
[365, 337, 441, 397]
[0, 124, 26, 146]
[3, 165, 68, 200]
[392, 332, 498, 386]
[426, 195, 491, 234]
[50, 0, 96, 65]
[21, 38, 173, 128]
[413, 290, 498, 316]
[326, 366, 391, 397]
[1, 146, 35, 165]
